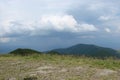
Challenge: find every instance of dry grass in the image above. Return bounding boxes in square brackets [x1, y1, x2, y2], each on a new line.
[0, 54, 120, 80]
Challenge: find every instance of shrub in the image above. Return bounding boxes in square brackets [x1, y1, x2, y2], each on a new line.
[24, 76, 37, 80]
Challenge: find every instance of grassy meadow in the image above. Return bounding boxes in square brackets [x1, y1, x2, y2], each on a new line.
[0, 54, 120, 80]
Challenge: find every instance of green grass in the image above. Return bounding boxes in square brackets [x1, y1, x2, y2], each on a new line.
[0, 54, 120, 80]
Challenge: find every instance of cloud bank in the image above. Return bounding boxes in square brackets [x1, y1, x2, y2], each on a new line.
[0, 15, 97, 38]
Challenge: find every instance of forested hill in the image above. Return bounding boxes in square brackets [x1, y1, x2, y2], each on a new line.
[51, 44, 120, 58]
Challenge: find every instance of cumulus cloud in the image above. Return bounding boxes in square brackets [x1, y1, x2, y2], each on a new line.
[105, 28, 111, 33]
[0, 20, 33, 37]
[99, 16, 112, 21]
[0, 15, 98, 38]
[39, 15, 98, 32]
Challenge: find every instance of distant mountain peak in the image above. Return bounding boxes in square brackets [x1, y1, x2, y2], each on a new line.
[50, 44, 120, 58]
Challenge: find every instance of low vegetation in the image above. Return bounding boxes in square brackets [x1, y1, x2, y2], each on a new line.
[0, 53, 120, 80]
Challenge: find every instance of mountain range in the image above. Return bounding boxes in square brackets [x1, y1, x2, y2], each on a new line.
[8, 44, 120, 58]
[50, 44, 120, 58]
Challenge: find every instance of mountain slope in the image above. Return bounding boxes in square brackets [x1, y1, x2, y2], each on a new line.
[51, 44, 120, 58]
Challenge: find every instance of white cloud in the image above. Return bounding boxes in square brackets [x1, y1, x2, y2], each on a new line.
[39, 15, 77, 31]
[0, 14, 98, 37]
[105, 28, 111, 33]
[77, 24, 97, 32]
[39, 15, 98, 32]
[99, 16, 120, 33]
[98, 16, 113, 21]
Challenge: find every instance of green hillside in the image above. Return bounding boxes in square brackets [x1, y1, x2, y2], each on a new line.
[9, 48, 41, 56]
[51, 44, 120, 58]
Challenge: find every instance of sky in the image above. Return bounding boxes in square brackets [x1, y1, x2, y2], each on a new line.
[0, 0, 120, 53]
